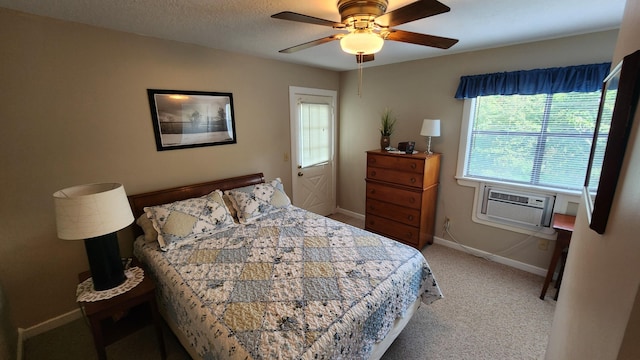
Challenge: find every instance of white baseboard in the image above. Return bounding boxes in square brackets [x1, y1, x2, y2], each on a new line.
[331, 209, 546, 276]
[432, 236, 547, 277]
[17, 308, 82, 359]
[20, 308, 82, 341]
[334, 207, 365, 221]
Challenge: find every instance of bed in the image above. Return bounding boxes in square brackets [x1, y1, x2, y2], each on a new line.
[128, 173, 442, 359]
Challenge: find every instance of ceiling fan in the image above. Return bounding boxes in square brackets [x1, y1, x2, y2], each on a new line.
[271, 0, 458, 63]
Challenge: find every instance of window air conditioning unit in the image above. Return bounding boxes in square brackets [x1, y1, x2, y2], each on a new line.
[480, 186, 555, 229]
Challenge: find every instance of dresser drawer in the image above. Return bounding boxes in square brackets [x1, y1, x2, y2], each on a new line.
[366, 198, 421, 227]
[365, 214, 419, 246]
[366, 182, 422, 209]
[367, 167, 424, 188]
[367, 153, 425, 174]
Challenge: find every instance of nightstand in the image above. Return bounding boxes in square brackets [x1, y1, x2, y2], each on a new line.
[78, 262, 166, 360]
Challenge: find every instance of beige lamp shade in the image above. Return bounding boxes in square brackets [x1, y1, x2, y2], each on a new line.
[420, 119, 441, 137]
[53, 183, 134, 240]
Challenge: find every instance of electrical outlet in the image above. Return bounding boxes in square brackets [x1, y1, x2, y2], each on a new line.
[444, 217, 451, 231]
[538, 239, 549, 251]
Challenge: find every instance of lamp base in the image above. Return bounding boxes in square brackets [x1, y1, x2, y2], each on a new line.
[84, 232, 125, 291]
[424, 136, 434, 155]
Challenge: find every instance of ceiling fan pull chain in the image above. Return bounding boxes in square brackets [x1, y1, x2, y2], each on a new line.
[358, 53, 363, 97]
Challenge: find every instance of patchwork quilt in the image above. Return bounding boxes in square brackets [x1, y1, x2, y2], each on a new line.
[134, 206, 442, 360]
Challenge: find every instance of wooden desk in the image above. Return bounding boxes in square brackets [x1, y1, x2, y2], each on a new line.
[540, 213, 576, 300]
[78, 263, 166, 360]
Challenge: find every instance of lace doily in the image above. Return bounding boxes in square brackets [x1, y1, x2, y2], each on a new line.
[76, 267, 144, 302]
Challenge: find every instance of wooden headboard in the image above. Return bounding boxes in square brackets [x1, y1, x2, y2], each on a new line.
[127, 173, 265, 235]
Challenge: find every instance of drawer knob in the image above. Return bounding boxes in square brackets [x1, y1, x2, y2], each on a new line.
[407, 232, 413, 238]
[410, 163, 416, 169]
[370, 189, 376, 194]
[409, 198, 415, 203]
[408, 215, 414, 221]
[371, 171, 376, 177]
[410, 178, 416, 183]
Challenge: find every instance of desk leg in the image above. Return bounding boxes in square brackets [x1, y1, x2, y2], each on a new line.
[554, 248, 569, 301]
[540, 241, 564, 300]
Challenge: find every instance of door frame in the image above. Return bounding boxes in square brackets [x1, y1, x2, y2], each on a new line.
[289, 86, 337, 213]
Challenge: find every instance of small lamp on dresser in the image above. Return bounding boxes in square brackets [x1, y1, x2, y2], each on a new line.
[420, 119, 440, 154]
[53, 183, 134, 291]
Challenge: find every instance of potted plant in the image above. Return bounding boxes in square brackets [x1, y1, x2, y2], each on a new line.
[379, 108, 396, 150]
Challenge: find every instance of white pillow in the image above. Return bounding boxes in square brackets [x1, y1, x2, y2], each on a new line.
[143, 190, 236, 251]
[224, 178, 291, 224]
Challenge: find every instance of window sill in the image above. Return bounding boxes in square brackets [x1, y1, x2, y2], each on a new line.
[455, 176, 581, 197]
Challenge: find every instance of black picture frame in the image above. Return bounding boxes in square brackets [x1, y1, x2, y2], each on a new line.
[147, 89, 237, 151]
[583, 50, 640, 234]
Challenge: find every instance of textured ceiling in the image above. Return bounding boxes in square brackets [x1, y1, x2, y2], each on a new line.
[0, 0, 626, 71]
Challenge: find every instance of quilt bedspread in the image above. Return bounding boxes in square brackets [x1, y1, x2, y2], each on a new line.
[134, 206, 442, 360]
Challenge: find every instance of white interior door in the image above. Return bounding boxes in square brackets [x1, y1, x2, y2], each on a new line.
[289, 86, 337, 216]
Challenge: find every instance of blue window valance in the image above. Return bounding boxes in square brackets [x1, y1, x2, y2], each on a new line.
[454, 62, 611, 99]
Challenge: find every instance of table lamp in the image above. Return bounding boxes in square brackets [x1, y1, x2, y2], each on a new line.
[53, 183, 134, 291]
[420, 119, 441, 154]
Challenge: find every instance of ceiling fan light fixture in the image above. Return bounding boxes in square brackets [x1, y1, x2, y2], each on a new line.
[340, 30, 384, 55]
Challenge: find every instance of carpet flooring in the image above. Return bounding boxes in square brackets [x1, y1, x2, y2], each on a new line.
[24, 215, 556, 360]
[384, 244, 555, 360]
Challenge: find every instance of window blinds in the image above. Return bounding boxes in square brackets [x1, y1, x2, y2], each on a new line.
[466, 91, 609, 190]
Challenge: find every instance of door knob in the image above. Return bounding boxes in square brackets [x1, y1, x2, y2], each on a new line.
[298, 172, 304, 177]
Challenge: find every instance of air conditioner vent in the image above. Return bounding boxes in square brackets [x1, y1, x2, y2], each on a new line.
[489, 192, 529, 205]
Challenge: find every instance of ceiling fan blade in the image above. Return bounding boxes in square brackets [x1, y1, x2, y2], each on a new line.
[271, 11, 345, 28]
[356, 54, 375, 63]
[375, 0, 450, 27]
[385, 29, 458, 49]
[278, 35, 343, 54]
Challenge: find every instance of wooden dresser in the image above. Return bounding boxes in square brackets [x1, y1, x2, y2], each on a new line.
[365, 150, 441, 249]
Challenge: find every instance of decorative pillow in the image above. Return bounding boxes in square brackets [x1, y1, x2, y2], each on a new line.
[143, 190, 236, 251]
[136, 214, 158, 243]
[225, 178, 291, 224]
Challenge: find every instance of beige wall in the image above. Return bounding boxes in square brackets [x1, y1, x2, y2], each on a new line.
[337, 30, 619, 269]
[546, 0, 640, 359]
[0, 8, 339, 328]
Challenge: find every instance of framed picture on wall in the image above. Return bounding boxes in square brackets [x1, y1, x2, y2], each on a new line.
[147, 89, 237, 151]
[583, 50, 640, 234]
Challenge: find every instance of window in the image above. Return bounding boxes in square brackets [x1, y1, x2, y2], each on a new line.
[463, 91, 607, 190]
[299, 102, 331, 168]
[455, 62, 611, 192]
